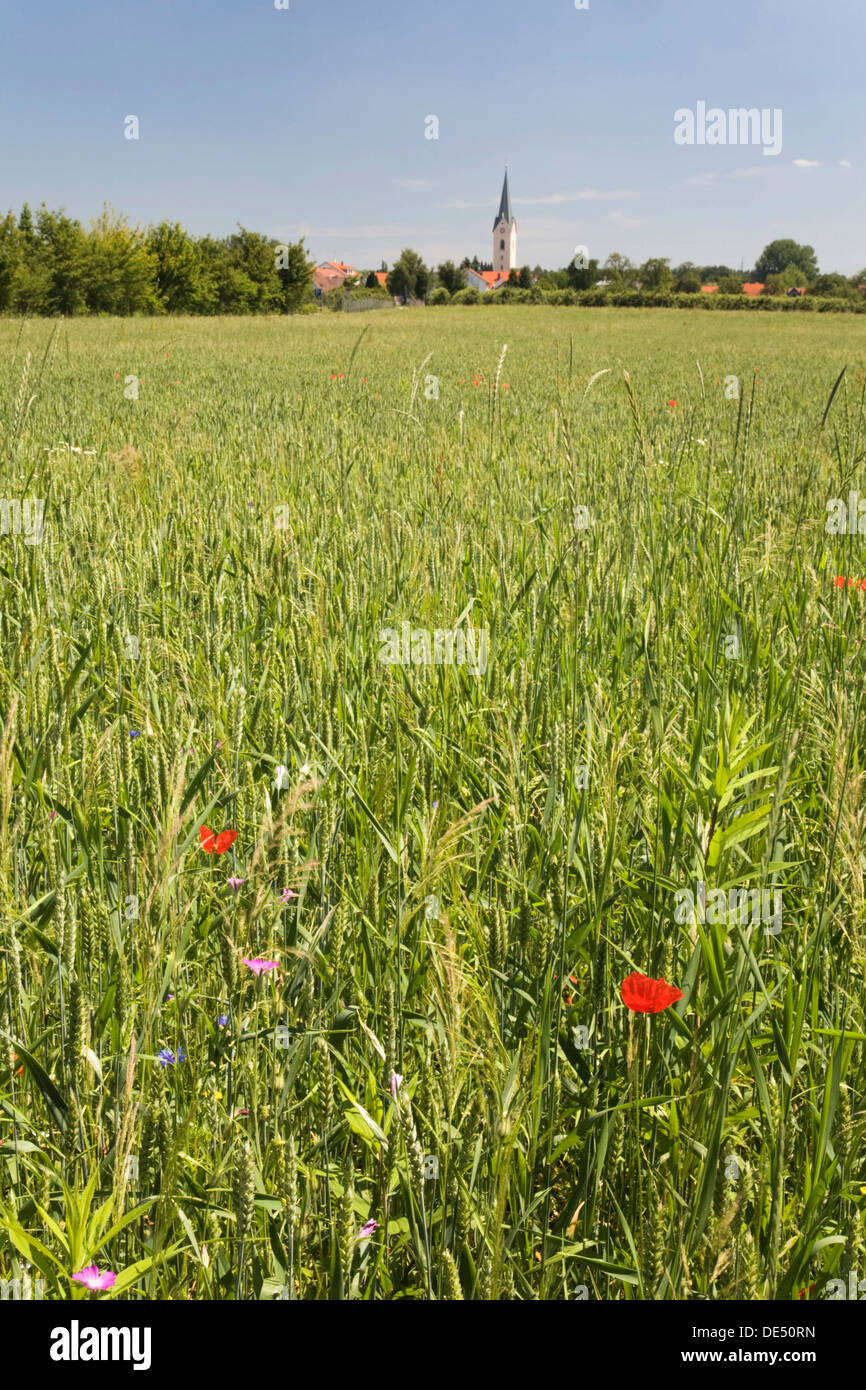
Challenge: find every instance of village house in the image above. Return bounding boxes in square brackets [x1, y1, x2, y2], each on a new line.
[313, 260, 361, 294]
[462, 267, 517, 293]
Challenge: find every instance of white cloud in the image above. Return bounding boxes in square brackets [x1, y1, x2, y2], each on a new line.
[517, 188, 642, 205]
[680, 167, 763, 188]
[608, 211, 643, 228]
[839, 158, 851, 167]
[293, 223, 442, 239]
[792, 158, 820, 168]
[443, 188, 642, 209]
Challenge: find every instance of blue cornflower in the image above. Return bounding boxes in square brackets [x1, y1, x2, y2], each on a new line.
[129, 731, 140, 739]
[217, 1015, 228, 1027]
[157, 1047, 186, 1066]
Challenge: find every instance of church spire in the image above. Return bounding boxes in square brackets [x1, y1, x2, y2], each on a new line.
[493, 167, 513, 230]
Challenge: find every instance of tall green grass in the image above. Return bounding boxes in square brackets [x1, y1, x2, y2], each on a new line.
[0, 307, 864, 1300]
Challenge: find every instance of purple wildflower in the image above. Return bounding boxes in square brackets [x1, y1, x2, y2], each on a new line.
[157, 1047, 185, 1066]
[72, 1266, 116, 1291]
[242, 958, 278, 976]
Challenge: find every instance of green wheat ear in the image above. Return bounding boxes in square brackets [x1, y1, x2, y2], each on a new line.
[398, 1090, 426, 1191]
[441, 1248, 463, 1300]
[283, 1133, 299, 1228]
[337, 1159, 355, 1294]
[233, 1141, 255, 1245]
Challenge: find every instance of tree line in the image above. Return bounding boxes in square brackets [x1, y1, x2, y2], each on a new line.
[1, 206, 862, 315]
[391, 239, 865, 303]
[0, 204, 314, 315]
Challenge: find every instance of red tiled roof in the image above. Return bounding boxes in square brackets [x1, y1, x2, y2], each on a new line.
[374, 271, 388, 286]
[313, 268, 345, 293]
[701, 283, 768, 295]
[318, 260, 359, 276]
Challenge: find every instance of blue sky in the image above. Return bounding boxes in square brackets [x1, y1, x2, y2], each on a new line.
[1, 0, 863, 273]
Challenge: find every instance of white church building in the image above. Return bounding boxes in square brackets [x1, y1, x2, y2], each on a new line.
[493, 167, 517, 273]
[463, 169, 519, 292]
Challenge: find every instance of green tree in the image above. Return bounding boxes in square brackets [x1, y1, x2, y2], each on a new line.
[17, 203, 36, 246]
[275, 238, 313, 313]
[365, 270, 378, 288]
[148, 221, 205, 313]
[717, 275, 744, 293]
[0, 205, 48, 312]
[675, 269, 702, 293]
[764, 263, 807, 295]
[193, 236, 233, 313]
[567, 256, 600, 290]
[518, 266, 532, 289]
[226, 226, 283, 311]
[638, 257, 674, 292]
[82, 205, 160, 314]
[436, 260, 463, 295]
[602, 252, 635, 286]
[812, 273, 855, 299]
[754, 239, 818, 282]
[700, 264, 736, 282]
[0, 211, 20, 311]
[35, 205, 89, 314]
[386, 248, 428, 303]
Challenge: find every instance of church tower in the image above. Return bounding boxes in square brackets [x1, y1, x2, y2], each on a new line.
[493, 167, 517, 275]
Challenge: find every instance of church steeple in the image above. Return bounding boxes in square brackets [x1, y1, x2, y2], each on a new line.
[493, 168, 513, 230]
[492, 166, 517, 275]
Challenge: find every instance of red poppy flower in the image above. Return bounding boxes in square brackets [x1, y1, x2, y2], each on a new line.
[667, 400, 677, 407]
[200, 826, 237, 854]
[798, 1283, 816, 1300]
[620, 972, 683, 1014]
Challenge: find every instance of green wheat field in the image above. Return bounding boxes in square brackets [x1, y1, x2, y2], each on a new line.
[1, 306, 865, 1301]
